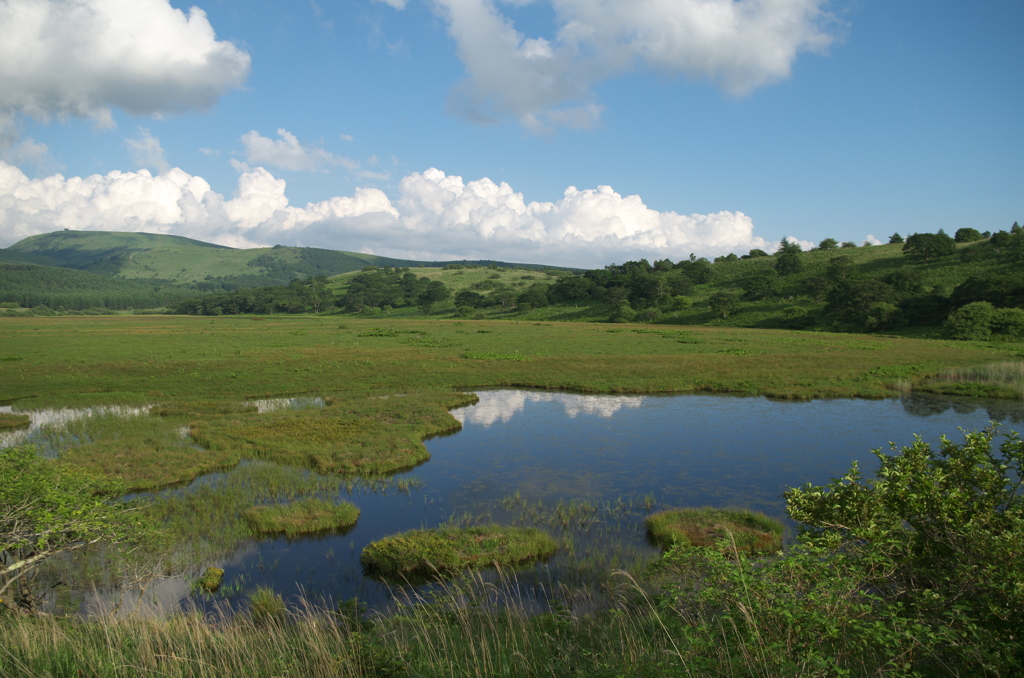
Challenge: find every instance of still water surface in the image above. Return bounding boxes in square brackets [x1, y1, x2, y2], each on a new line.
[192, 390, 1024, 610]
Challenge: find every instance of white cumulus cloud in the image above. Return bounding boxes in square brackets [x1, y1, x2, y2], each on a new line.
[125, 127, 169, 174]
[0, 160, 771, 268]
[0, 0, 250, 130]
[426, 0, 835, 130]
[241, 129, 357, 173]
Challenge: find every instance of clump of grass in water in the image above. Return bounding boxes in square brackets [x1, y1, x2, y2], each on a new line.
[361, 525, 557, 578]
[645, 507, 783, 555]
[243, 498, 359, 536]
[248, 586, 288, 626]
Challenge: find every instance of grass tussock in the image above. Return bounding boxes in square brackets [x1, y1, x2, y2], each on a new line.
[243, 498, 359, 536]
[361, 524, 557, 578]
[645, 507, 784, 555]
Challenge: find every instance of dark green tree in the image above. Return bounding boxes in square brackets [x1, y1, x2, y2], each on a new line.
[888, 232, 904, 244]
[817, 238, 838, 251]
[708, 291, 740, 318]
[742, 270, 781, 300]
[954, 227, 983, 243]
[774, 252, 803, 276]
[454, 290, 485, 308]
[902, 232, 956, 261]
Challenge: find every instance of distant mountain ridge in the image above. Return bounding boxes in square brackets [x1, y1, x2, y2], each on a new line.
[4, 230, 560, 290]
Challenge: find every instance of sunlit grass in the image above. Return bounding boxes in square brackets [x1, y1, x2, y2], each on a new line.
[243, 498, 359, 536]
[361, 524, 557, 578]
[645, 507, 784, 555]
[924, 361, 1024, 399]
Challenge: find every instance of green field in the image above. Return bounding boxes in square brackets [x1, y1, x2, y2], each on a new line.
[2, 315, 1018, 406]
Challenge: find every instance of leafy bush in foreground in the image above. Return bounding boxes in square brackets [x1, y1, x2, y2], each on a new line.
[783, 427, 1024, 673]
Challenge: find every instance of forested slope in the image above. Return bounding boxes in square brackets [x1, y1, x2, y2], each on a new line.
[0, 264, 201, 311]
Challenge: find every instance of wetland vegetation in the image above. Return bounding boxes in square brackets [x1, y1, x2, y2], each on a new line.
[645, 508, 784, 555]
[1, 310, 1023, 675]
[360, 525, 558, 578]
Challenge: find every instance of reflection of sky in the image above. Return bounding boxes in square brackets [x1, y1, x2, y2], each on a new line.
[82, 575, 191, 618]
[451, 391, 645, 427]
[0, 405, 149, 450]
[250, 397, 325, 414]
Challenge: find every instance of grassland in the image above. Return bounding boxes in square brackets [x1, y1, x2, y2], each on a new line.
[2, 315, 1018, 406]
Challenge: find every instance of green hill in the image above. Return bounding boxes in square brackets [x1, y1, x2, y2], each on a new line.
[4, 230, 561, 291]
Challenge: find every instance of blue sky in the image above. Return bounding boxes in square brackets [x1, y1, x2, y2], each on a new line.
[1, 0, 1021, 268]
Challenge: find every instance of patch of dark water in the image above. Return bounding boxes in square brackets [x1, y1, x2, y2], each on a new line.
[185, 390, 1024, 613]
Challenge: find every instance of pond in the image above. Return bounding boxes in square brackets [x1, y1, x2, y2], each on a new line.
[166, 389, 1024, 613]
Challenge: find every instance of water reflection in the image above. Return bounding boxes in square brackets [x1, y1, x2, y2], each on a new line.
[207, 390, 1024, 609]
[452, 391, 645, 427]
[0, 404, 150, 454]
[900, 392, 1024, 423]
[250, 397, 325, 414]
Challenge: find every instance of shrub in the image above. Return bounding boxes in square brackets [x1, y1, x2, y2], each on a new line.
[708, 291, 740, 318]
[992, 307, 1024, 337]
[945, 301, 995, 340]
[636, 308, 662, 323]
[780, 306, 815, 329]
[864, 301, 904, 332]
[785, 427, 1024, 673]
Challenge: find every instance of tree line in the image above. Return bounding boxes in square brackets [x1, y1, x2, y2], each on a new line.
[0, 264, 200, 311]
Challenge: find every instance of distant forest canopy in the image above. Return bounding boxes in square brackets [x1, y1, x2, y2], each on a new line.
[0, 264, 201, 313]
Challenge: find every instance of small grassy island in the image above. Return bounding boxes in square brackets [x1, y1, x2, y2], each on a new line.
[646, 507, 784, 555]
[361, 524, 557, 577]
[243, 498, 360, 536]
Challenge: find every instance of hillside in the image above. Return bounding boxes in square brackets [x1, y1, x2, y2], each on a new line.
[0, 263, 202, 312]
[172, 229, 1024, 343]
[4, 231, 563, 291]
